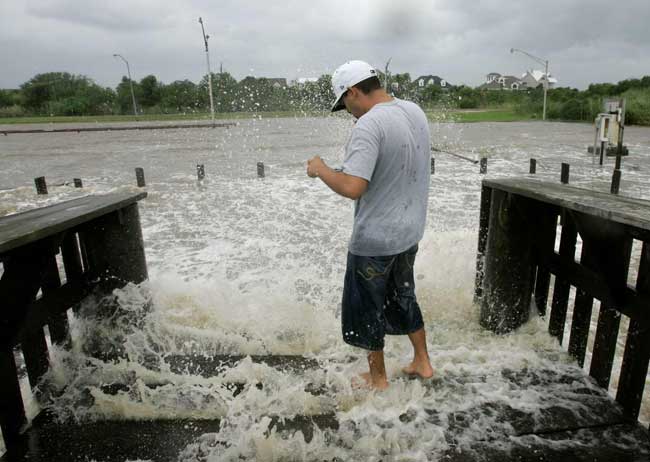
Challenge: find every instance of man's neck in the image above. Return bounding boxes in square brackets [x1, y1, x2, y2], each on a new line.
[362, 90, 394, 114]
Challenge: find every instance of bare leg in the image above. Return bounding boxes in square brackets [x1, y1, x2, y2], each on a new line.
[402, 328, 434, 378]
[356, 350, 389, 390]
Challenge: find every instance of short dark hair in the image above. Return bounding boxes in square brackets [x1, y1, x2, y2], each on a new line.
[352, 76, 382, 94]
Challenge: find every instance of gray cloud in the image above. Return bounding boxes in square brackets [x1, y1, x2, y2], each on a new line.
[1, 0, 649, 89]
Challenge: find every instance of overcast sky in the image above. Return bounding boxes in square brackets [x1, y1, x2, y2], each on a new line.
[1, 0, 648, 90]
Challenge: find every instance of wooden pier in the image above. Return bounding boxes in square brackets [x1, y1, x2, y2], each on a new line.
[475, 177, 650, 440]
[0, 191, 147, 458]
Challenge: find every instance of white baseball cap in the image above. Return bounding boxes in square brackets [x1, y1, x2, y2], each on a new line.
[330, 60, 378, 112]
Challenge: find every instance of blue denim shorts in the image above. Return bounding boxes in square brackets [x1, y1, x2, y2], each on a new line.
[341, 244, 424, 351]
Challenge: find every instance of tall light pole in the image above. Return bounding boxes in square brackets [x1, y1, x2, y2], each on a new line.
[198, 17, 215, 123]
[113, 54, 138, 116]
[510, 48, 549, 121]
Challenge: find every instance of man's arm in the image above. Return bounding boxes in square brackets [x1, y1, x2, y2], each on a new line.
[307, 156, 368, 200]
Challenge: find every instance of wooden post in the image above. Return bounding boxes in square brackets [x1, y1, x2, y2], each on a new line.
[561, 163, 570, 184]
[197, 164, 205, 181]
[567, 242, 596, 367]
[73, 178, 83, 188]
[610, 169, 621, 195]
[529, 158, 537, 174]
[548, 212, 577, 343]
[0, 348, 27, 453]
[83, 204, 148, 292]
[480, 190, 535, 333]
[43, 252, 70, 347]
[474, 185, 492, 302]
[616, 242, 650, 420]
[34, 176, 48, 195]
[589, 236, 632, 388]
[135, 168, 146, 187]
[479, 157, 487, 174]
[430, 158, 435, 175]
[257, 162, 265, 178]
[532, 207, 557, 316]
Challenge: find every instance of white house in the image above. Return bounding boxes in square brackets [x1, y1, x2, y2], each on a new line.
[520, 70, 558, 89]
[414, 75, 450, 89]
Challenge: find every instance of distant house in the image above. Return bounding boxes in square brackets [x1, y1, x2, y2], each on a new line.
[291, 77, 319, 86]
[265, 78, 287, 89]
[479, 73, 526, 91]
[520, 70, 557, 89]
[414, 75, 450, 89]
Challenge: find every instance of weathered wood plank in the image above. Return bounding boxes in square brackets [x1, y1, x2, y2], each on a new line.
[482, 178, 650, 234]
[589, 237, 633, 388]
[474, 185, 492, 301]
[548, 213, 577, 342]
[42, 253, 70, 347]
[0, 348, 26, 454]
[541, 252, 649, 325]
[616, 242, 650, 420]
[532, 206, 558, 316]
[568, 241, 596, 367]
[0, 191, 147, 254]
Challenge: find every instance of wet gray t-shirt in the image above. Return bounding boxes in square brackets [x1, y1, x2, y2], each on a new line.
[342, 98, 431, 256]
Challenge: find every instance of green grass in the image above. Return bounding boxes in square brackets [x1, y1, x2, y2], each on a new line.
[425, 109, 534, 123]
[0, 110, 323, 125]
[0, 108, 536, 125]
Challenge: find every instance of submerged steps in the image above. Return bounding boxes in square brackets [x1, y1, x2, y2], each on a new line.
[2, 355, 649, 461]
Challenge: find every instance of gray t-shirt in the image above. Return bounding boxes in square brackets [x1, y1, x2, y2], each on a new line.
[342, 98, 431, 256]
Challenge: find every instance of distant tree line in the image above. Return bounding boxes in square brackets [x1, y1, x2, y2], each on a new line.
[1, 71, 649, 125]
[0, 71, 335, 117]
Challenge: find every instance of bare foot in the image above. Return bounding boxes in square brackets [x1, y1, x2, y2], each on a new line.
[402, 360, 434, 379]
[352, 372, 389, 390]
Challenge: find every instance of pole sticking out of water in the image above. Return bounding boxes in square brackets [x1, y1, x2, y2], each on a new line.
[430, 158, 435, 175]
[257, 162, 265, 178]
[197, 164, 205, 181]
[34, 177, 48, 195]
[611, 169, 621, 194]
[561, 163, 570, 184]
[479, 157, 488, 174]
[529, 159, 537, 174]
[73, 178, 83, 188]
[135, 168, 146, 187]
[198, 17, 216, 126]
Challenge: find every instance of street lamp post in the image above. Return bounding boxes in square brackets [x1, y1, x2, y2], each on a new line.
[113, 54, 138, 116]
[198, 17, 215, 124]
[510, 48, 549, 121]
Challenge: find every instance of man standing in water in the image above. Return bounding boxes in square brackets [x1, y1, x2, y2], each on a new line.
[307, 60, 433, 389]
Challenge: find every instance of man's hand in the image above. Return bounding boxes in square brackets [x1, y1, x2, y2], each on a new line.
[307, 156, 325, 178]
[305, 155, 368, 200]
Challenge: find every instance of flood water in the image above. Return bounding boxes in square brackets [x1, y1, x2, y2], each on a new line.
[1, 117, 649, 460]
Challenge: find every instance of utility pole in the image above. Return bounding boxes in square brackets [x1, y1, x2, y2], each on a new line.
[510, 48, 550, 121]
[199, 17, 215, 124]
[113, 54, 138, 116]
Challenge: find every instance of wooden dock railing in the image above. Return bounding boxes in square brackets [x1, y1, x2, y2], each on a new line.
[0, 191, 148, 454]
[474, 177, 650, 424]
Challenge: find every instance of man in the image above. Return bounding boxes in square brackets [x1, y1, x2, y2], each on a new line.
[306, 60, 434, 390]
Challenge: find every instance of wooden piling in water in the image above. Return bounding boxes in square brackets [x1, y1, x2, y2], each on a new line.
[479, 190, 534, 333]
[197, 164, 205, 181]
[430, 158, 435, 175]
[561, 163, 570, 184]
[611, 169, 621, 194]
[35, 177, 48, 195]
[479, 157, 487, 174]
[257, 162, 265, 178]
[135, 168, 146, 187]
[73, 178, 83, 188]
[529, 158, 537, 174]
